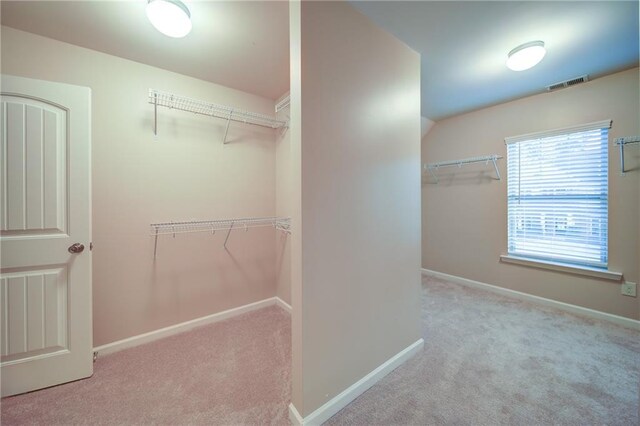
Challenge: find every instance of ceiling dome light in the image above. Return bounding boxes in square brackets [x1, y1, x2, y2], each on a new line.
[146, 0, 192, 38]
[506, 41, 546, 71]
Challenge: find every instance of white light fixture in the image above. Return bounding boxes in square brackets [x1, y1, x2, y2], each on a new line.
[506, 41, 546, 71]
[146, 0, 192, 38]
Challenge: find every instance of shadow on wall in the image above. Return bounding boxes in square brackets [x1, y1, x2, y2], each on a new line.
[618, 145, 640, 173]
[421, 169, 503, 187]
[275, 232, 288, 280]
[147, 228, 277, 308]
[142, 114, 276, 146]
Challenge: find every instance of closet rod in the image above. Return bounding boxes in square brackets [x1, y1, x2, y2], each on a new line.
[149, 89, 288, 143]
[150, 216, 291, 258]
[424, 155, 502, 183]
[614, 136, 640, 175]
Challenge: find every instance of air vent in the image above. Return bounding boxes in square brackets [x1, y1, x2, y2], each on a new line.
[547, 75, 589, 91]
[548, 82, 566, 91]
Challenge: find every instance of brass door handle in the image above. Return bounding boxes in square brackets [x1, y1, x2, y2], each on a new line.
[68, 243, 85, 254]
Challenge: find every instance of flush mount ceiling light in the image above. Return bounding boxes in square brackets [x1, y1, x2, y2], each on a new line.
[506, 41, 546, 71]
[146, 0, 192, 38]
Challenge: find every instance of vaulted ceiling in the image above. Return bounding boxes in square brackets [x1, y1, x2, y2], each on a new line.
[350, 1, 639, 120]
[0, 1, 290, 100]
[2, 1, 638, 121]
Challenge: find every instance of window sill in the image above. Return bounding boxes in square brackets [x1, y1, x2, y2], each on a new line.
[499, 255, 623, 282]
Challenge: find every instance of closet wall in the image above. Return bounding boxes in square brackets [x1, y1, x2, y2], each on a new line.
[1, 26, 283, 346]
[422, 68, 640, 320]
[290, 1, 422, 417]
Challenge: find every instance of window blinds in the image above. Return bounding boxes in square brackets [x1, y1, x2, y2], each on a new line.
[506, 120, 611, 268]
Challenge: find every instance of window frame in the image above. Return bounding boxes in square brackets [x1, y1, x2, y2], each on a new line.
[504, 120, 612, 270]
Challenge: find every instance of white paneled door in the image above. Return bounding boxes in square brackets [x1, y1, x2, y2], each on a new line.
[0, 75, 92, 397]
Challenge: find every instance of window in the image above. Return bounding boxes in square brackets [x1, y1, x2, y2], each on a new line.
[506, 120, 611, 269]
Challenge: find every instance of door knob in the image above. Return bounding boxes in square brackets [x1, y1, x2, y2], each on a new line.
[68, 243, 85, 254]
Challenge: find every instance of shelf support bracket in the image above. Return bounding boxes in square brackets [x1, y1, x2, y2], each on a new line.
[224, 221, 235, 249]
[222, 110, 233, 144]
[426, 166, 439, 183]
[619, 143, 625, 175]
[153, 226, 159, 260]
[491, 157, 501, 180]
[153, 92, 158, 136]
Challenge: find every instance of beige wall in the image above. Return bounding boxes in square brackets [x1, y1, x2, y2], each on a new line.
[422, 68, 640, 320]
[291, 1, 422, 416]
[2, 26, 281, 346]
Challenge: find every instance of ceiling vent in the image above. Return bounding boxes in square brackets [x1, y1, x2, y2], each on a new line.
[547, 75, 589, 91]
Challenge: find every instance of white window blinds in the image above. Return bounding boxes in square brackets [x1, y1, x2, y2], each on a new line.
[506, 120, 611, 268]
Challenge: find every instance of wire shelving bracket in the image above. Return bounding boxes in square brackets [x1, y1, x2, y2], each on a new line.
[150, 216, 291, 259]
[424, 155, 503, 183]
[149, 89, 288, 144]
[275, 95, 290, 113]
[614, 136, 640, 175]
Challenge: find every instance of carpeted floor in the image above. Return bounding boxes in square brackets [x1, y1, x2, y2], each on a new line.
[1, 305, 291, 425]
[327, 275, 640, 425]
[3, 276, 639, 425]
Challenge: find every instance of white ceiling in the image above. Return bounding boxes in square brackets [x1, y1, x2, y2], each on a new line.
[350, 1, 639, 120]
[1, 1, 638, 121]
[0, 1, 290, 100]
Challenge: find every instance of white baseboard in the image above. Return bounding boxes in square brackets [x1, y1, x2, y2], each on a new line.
[289, 403, 305, 426]
[421, 268, 640, 331]
[276, 297, 292, 314]
[289, 338, 424, 425]
[94, 296, 292, 356]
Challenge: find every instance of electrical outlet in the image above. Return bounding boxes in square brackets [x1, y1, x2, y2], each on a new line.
[621, 282, 636, 297]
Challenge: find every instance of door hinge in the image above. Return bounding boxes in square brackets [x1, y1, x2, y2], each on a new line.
[93, 351, 98, 362]
[90, 242, 93, 251]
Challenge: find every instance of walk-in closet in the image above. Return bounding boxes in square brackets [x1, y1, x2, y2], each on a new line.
[2, 1, 639, 425]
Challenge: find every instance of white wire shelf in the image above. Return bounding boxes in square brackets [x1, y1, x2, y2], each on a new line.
[424, 155, 503, 183]
[614, 136, 640, 175]
[149, 89, 288, 143]
[150, 217, 290, 235]
[150, 216, 291, 258]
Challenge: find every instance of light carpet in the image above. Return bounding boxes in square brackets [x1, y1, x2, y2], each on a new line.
[326, 275, 640, 425]
[3, 277, 639, 425]
[1, 305, 291, 425]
